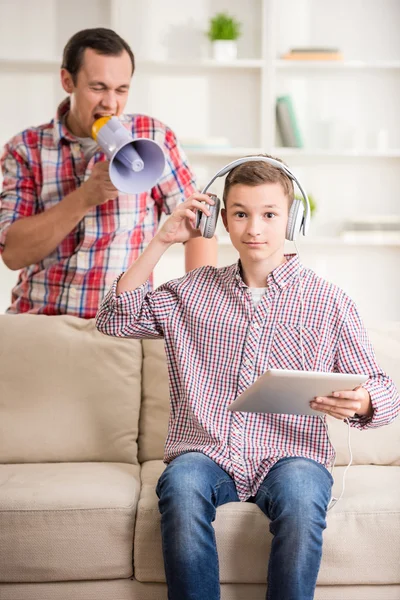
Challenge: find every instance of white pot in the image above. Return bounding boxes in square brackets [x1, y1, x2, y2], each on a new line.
[212, 40, 238, 61]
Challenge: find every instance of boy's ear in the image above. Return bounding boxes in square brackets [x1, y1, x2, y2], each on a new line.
[61, 69, 75, 94]
[221, 208, 229, 232]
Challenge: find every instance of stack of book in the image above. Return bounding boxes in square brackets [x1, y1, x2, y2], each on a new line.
[282, 47, 343, 61]
[341, 215, 400, 243]
[275, 95, 303, 148]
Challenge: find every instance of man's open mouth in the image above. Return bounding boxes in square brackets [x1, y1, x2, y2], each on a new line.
[94, 113, 114, 120]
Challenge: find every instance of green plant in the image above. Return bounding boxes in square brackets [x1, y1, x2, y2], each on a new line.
[295, 193, 317, 217]
[207, 13, 241, 42]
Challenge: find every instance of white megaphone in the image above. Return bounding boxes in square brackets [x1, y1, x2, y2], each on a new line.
[91, 116, 166, 194]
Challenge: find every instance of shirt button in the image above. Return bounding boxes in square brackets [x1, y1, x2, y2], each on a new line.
[244, 358, 251, 367]
[254, 322, 261, 329]
[70, 288, 77, 298]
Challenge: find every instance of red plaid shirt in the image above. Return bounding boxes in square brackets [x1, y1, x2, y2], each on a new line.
[96, 254, 400, 501]
[0, 98, 196, 317]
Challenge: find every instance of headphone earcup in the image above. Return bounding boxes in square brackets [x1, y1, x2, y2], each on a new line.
[199, 196, 220, 239]
[286, 199, 304, 241]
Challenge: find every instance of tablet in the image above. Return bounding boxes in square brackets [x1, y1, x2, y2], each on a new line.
[227, 368, 368, 416]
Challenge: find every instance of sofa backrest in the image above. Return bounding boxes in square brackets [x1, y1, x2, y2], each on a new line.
[139, 324, 400, 466]
[0, 315, 142, 465]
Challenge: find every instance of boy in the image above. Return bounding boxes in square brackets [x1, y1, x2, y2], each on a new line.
[96, 156, 399, 600]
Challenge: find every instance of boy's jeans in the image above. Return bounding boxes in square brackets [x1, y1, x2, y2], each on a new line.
[156, 452, 333, 600]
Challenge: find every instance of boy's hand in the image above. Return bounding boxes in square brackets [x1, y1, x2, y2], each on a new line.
[156, 193, 215, 246]
[310, 386, 373, 420]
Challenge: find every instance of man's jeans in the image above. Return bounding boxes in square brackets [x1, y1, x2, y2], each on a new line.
[156, 452, 333, 600]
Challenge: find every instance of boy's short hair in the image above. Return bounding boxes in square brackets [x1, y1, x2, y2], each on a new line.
[222, 154, 294, 209]
[62, 28, 135, 84]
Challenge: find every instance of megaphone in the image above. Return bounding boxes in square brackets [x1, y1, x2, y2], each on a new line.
[91, 116, 166, 194]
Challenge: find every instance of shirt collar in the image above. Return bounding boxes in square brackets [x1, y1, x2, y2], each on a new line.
[53, 97, 78, 145]
[233, 253, 302, 290]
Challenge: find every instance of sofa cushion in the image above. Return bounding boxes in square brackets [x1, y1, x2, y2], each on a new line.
[138, 339, 169, 463]
[367, 322, 400, 391]
[134, 460, 400, 586]
[328, 322, 400, 466]
[0, 462, 140, 582]
[327, 415, 400, 466]
[0, 315, 142, 464]
[1, 582, 400, 600]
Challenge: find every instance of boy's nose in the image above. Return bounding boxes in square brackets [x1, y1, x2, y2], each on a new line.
[246, 219, 262, 237]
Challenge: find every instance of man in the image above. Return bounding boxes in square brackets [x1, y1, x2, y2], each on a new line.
[96, 155, 399, 599]
[0, 28, 216, 316]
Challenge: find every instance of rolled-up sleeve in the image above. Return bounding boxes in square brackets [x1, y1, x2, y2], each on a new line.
[0, 141, 37, 252]
[335, 304, 400, 429]
[95, 274, 180, 339]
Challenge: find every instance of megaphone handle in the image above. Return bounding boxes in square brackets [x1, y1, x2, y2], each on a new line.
[116, 145, 145, 172]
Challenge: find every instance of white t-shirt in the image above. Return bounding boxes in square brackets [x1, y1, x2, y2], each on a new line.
[75, 135, 99, 161]
[249, 287, 268, 308]
[63, 114, 99, 161]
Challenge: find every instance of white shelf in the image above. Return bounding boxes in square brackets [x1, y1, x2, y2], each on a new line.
[4, 57, 399, 73]
[217, 236, 400, 248]
[275, 59, 400, 70]
[140, 59, 263, 70]
[183, 147, 265, 158]
[0, 58, 60, 72]
[4, 57, 398, 72]
[273, 148, 400, 159]
[183, 147, 400, 160]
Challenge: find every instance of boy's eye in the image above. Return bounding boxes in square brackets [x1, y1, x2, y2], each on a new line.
[265, 212, 275, 219]
[234, 212, 246, 218]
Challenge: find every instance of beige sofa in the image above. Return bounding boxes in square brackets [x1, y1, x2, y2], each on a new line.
[0, 314, 399, 600]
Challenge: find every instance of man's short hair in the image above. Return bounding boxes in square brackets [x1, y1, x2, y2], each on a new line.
[62, 28, 135, 83]
[222, 154, 294, 208]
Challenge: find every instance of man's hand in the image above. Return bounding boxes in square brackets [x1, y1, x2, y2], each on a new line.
[80, 161, 119, 207]
[156, 193, 215, 246]
[310, 386, 373, 420]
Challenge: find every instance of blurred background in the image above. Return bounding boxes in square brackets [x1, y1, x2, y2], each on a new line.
[1, 0, 399, 319]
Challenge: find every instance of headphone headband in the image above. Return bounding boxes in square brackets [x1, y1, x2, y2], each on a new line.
[201, 156, 310, 236]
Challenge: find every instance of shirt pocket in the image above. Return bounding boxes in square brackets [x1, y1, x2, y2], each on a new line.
[268, 324, 320, 371]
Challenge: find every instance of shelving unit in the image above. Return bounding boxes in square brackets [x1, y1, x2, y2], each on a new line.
[0, 0, 399, 318]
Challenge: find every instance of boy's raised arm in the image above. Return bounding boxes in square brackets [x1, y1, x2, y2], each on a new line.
[116, 193, 215, 295]
[95, 193, 215, 338]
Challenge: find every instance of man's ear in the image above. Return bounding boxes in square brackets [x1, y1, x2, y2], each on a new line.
[60, 68, 75, 94]
[221, 208, 229, 232]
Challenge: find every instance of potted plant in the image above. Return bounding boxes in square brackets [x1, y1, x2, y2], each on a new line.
[207, 13, 241, 61]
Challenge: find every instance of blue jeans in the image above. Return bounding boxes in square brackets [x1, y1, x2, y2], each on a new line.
[156, 452, 333, 600]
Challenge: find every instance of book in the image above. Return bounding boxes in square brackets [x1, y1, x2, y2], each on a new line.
[289, 47, 340, 53]
[275, 96, 303, 148]
[282, 48, 343, 61]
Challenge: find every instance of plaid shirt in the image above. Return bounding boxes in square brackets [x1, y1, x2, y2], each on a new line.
[96, 254, 399, 501]
[0, 98, 196, 317]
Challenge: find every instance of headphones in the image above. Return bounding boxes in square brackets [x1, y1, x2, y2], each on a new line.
[195, 156, 310, 241]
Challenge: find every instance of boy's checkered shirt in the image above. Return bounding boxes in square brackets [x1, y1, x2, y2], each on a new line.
[96, 254, 400, 501]
[0, 98, 196, 317]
